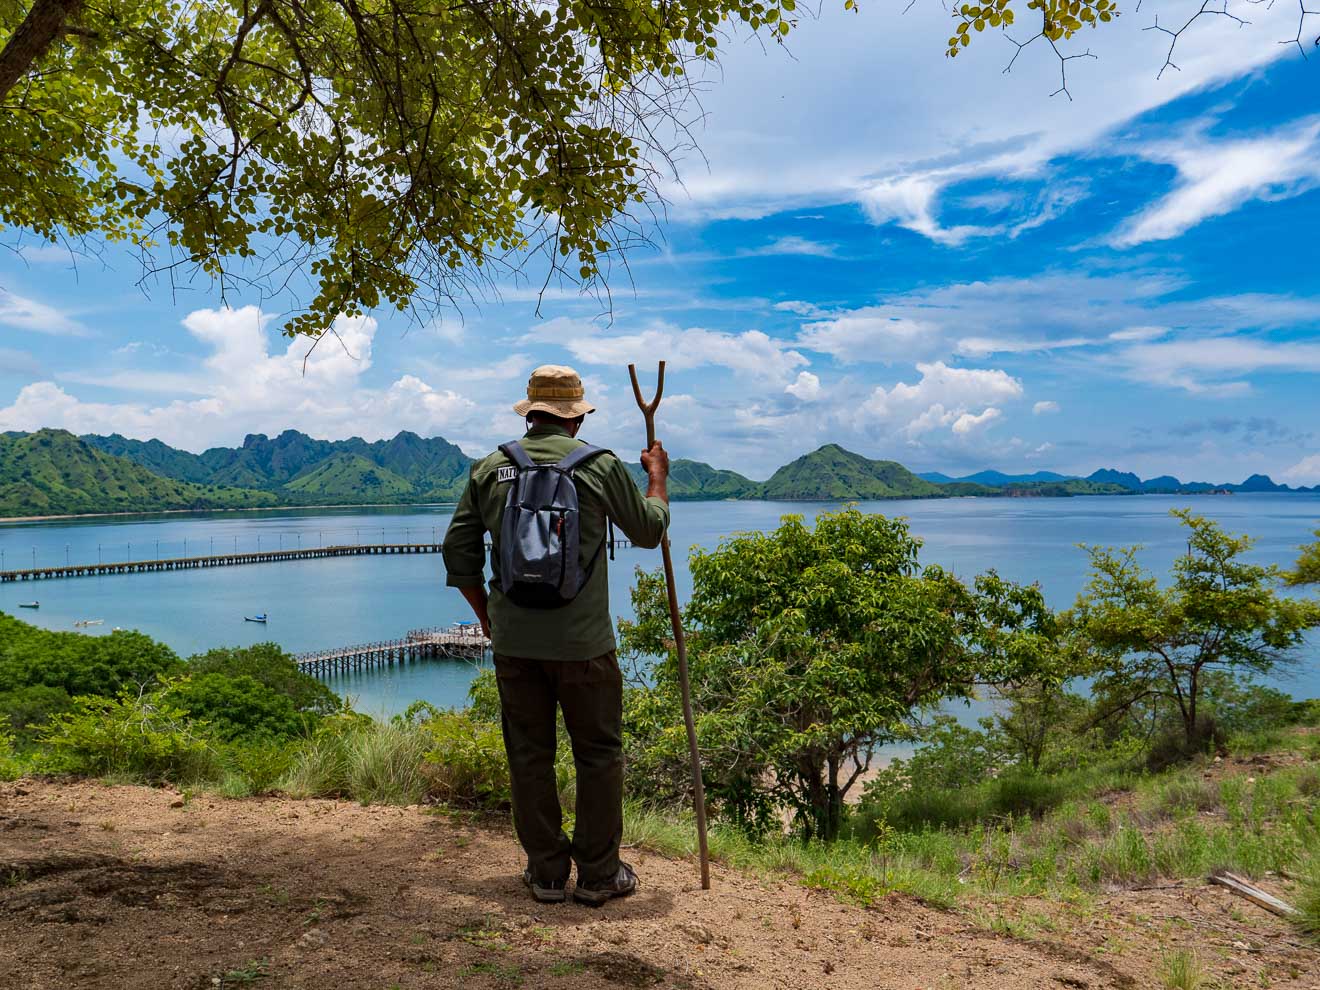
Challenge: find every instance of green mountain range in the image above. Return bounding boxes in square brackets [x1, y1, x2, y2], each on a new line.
[0, 431, 277, 517]
[0, 428, 1310, 520]
[82, 429, 472, 504]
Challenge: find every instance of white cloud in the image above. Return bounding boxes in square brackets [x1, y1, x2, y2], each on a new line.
[785, 371, 822, 401]
[781, 273, 1320, 379]
[560, 324, 809, 382]
[1033, 400, 1060, 415]
[1109, 326, 1169, 342]
[1114, 118, 1320, 246]
[0, 289, 85, 336]
[664, 1, 1298, 233]
[860, 174, 992, 246]
[797, 313, 936, 363]
[1282, 454, 1320, 485]
[774, 300, 825, 317]
[858, 361, 1023, 438]
[0, 305, 484, 449]
[742, 236, 837, 257]
[956, 335, 1092, 357]
[952, 407, 1003, 435]
[1118, 336, 1320, 394]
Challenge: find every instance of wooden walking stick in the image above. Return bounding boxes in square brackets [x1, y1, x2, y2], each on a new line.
[628, 361, 711, 891]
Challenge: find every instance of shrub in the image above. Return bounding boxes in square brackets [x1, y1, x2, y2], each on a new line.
[187, 644, 340, 716]
[0, 616, 183, 699]
[0, 683, 72, 738]
[0, 715, 21, 781]
[1201, 674, 1297, 737]
[40, 688, 221, 784]
[224, 738, 298, 794]
[466, 668, 501, 723]
[420, 712, 511, 809]
[164, 673, 308, 742]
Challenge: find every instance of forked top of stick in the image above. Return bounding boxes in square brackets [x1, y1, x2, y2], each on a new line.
[627, 361, 665, 418]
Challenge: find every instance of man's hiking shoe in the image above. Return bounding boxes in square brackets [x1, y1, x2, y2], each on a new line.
[522, 870, 567, 904]
[572, 863, 638, 906]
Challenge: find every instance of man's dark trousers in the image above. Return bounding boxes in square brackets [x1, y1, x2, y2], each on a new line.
[493, 651, 624, 886]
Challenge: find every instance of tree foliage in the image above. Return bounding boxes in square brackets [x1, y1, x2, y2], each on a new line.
[0, 612, 184, 732]
[1070, 510, 1320, 753]
[621, 507, 1061, 840]
[187, 642, 341, 716]
[1, 0, 801, 336]
[1289, 530, 1320, 588]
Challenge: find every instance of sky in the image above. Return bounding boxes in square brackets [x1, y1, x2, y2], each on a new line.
[2, 1, 1319, 484]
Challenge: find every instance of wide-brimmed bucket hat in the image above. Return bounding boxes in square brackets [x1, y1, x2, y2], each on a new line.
[513, 364, 596, 418]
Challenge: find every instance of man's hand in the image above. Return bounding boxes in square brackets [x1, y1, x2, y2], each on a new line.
[641, 439, 669, 504]
[641, 439, 669, 479]
[459, 585, 492, 639]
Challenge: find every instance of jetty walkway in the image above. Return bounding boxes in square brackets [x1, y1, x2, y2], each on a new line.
[295, 625, 489, 674]
[0, 539, 634, 583]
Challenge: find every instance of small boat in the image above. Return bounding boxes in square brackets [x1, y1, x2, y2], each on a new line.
[74, 619, 104, 627]
[18, 601, 39, 609]
[244, 614, 268, 624]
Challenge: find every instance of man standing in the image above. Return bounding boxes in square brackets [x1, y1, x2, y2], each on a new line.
[442, 365, 670, 906]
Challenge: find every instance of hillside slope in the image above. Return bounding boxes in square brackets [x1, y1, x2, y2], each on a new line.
[0, 430, 276, 517]
[625, 458, 760, 500]
[0, 780, 1192, 990]
[283, 453, 416, 501]
[759, 444, 944, 500]
[83, 428, 473, 500]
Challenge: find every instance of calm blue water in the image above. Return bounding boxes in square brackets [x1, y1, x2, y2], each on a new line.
[2, 495, 1317, 715]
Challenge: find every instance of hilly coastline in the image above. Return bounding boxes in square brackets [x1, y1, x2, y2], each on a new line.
[0, 428, 1312, 519]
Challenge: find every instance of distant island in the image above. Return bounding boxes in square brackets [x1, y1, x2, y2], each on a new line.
[0, 428, 1313, 519]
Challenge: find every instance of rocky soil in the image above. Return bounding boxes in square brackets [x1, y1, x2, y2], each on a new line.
[1, 780, 1316, 989]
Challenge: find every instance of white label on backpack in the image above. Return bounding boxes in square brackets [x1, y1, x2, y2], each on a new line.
[497, 466, 517, 483]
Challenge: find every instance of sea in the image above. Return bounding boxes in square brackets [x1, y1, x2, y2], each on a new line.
[2, 494, 1318, 718]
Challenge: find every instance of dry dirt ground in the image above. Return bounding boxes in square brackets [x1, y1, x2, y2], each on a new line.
[1, 780, 1316, 990]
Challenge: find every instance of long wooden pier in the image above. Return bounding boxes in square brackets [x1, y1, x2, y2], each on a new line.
[0, 539, 636, 583]
[0, 543, 442, 583]
[295, 625, 490, 675]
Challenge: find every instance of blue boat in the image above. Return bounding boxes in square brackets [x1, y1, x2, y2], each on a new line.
[244, 613, 268, 623]
[18, 601, 39, 608]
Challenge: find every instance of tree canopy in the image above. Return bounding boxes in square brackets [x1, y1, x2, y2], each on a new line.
[1069, 510, 1320, 752]
[0, 0, 803, 336]
[620, 507, 1061, 840]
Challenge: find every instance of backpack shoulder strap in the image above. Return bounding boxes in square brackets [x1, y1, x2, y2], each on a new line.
[555, 443, 610, 474]
[498, 441, 536, 470]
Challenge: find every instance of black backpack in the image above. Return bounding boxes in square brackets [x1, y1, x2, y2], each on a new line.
[495, 440, 611, 609]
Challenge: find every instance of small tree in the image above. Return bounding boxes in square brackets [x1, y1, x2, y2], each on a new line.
[621, 507, 1059, 841]
[1070, 510, 1320, 754]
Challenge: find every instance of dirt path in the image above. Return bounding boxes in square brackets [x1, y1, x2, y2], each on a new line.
[0, 780, 1312, 989]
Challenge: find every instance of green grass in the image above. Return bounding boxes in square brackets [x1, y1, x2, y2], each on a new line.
[279, 721, 430, 804]
[622, 735, 1320, 914]
[1158, 949, 1207, 990]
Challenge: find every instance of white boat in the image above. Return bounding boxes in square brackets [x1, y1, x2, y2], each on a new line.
[73, 619, 104, 627]
[18, 601, 39, 608]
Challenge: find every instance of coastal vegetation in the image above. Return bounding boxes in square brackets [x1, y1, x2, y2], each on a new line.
[3, 427, 1314, 520]
[2, 510, 1317, 954]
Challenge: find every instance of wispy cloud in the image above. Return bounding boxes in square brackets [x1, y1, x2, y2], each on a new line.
[0, 289, 86, 336]
[739, 236, 838, 258]
[1113, 117, 1320, 246]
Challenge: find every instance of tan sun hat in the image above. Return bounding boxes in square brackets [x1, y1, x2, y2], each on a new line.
[513, 364, 596, 418]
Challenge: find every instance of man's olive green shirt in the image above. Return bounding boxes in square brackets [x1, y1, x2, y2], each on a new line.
[442, 424, 669, 661]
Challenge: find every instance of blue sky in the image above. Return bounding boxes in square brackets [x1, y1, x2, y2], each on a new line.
[2, 2, 1319, 483]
